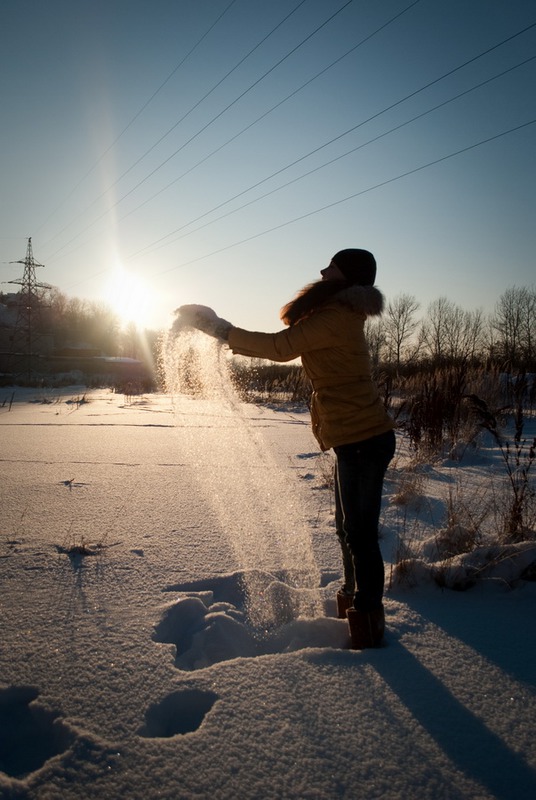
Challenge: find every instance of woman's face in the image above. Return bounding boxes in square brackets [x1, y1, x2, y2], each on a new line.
[320, 260, 345, 281]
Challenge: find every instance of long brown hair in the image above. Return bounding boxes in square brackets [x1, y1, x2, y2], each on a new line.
[280, 279, 350, 326]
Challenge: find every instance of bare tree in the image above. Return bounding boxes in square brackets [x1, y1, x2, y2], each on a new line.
[420, 297, 484, 364]
[419, 297, 452, 363]
[364, 316, 386, 369]
[383, 293, 421, 368]
[446, 305, 485, 362]
[36, 290, 121, 353]
[491, 286, 536, 367]
[84, 301, 120, 354]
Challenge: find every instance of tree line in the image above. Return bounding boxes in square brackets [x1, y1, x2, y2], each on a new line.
[1, 287, 160, 360]
[1, 284, 534, 372]
[366, 285, 535, 372]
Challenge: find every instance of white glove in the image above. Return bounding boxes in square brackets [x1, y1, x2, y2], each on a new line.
[172, 304, 233, 341]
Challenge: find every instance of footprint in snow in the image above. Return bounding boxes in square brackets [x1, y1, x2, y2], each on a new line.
[0, 686, 75, 779]
[138, 689, 218, 738]
[154, 570, 349, 671]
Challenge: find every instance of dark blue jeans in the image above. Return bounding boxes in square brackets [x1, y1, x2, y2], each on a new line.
[334, 429, 396, 612]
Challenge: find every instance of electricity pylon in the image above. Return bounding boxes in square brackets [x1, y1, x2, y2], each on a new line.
[6, 237, 52, 381]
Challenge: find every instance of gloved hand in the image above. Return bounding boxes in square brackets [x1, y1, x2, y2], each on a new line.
[172, 304, 233, 341]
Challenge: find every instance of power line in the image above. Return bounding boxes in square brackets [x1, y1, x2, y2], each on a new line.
[128, 22, 536, 257]
[107, 15, 536, 257]
[41, 0, 320, 252]
[53, 112, 536, 296]
[36, 0, 239, 240]
[121, 0, 422, 233]
[44, 0, 354, 261]
[130, 54, 536, 258]
[43, 0, 420, 290]
[40, 13, 536, 283]
[92, 0, 309, 201]
[154, 118, 536, 275]
[97, 0, 353, 205]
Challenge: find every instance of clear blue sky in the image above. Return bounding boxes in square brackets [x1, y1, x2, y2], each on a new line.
[1, 0, 535, 332]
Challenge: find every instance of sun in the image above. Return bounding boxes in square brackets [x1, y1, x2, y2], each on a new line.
[103, 264, 152, 329]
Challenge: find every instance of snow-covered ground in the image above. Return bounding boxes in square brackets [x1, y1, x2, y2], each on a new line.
[1, 349, 535, 799]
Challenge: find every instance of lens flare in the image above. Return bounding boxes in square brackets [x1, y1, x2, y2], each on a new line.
[104, 262, 151, 329]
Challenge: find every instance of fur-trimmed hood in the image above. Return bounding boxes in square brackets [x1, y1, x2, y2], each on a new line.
[329, 284, 384, 317]
[280, 278, 384, 326]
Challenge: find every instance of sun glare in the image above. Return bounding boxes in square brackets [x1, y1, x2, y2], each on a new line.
[104, 264, 151, 329]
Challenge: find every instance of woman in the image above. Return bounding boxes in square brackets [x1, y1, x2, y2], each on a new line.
[174, 248, 395, 648]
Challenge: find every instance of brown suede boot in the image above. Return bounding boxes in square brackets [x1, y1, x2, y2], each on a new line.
[336, 589, 354, 619]
[346, 605, 385, 649]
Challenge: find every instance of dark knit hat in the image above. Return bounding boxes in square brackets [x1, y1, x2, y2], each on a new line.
[332, 248, 376, 286]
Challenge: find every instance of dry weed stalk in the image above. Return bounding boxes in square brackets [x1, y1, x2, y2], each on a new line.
[390, 453, 427, 509]
[465, 387, 536, 543]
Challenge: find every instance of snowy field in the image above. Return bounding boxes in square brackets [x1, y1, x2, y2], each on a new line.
[1, 351, 536, 798]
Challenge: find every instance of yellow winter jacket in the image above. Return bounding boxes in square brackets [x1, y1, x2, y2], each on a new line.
[228, 285, 394, 451]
